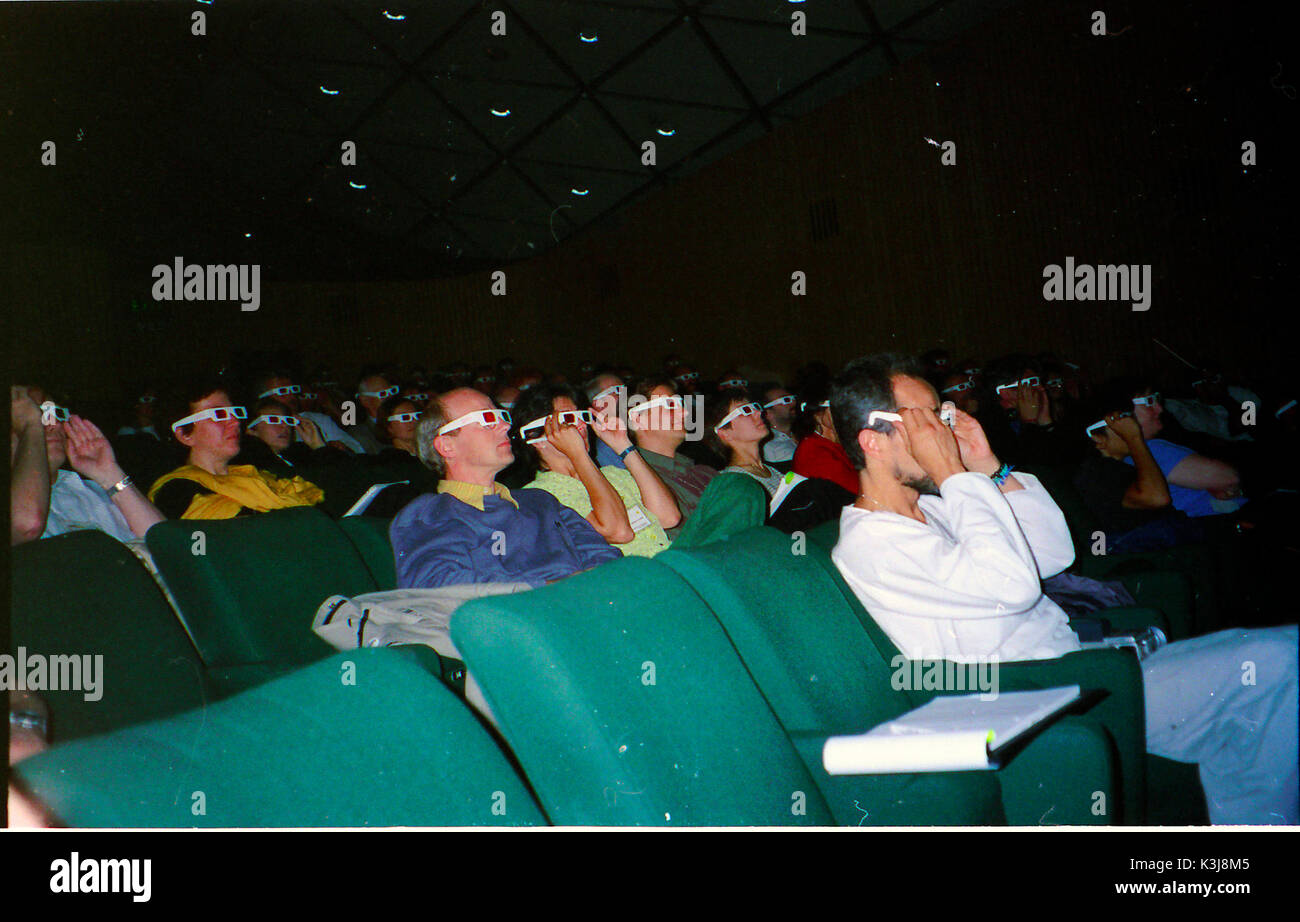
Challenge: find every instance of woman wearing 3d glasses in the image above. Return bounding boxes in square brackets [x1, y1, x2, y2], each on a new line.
[148, 379, 325, 519]
[706, 388, 787, 498]
[512, 384, 680, 557]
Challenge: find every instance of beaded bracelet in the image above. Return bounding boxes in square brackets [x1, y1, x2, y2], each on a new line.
[990, 462, 1014, 486]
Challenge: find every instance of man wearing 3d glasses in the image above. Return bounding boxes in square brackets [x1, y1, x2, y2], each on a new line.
[11, 385, 166, 544]
[979, 355, 1084, 469]
[346, 367, 397, 455]
[149, 379, 326, 519]
[830, 353, 1297, 825]
[390, 388, 620, 590]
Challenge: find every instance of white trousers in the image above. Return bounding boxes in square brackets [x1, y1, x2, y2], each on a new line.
[1143, 625, 1298, 825]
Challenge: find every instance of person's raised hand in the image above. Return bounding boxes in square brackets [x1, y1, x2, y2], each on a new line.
[64, 416, 121, 486]
[297, 416, 325, 449]
[591, 407, 632, 452]
[11, 386, 43, 433]
[1015, 383, 1041, 423]
[545, 413, 589, 462]
[899, 407, 965, 486]
[949, 406, 1000, 476]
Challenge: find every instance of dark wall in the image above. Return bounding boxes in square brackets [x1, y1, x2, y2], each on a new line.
[10, 0, 1295, 406]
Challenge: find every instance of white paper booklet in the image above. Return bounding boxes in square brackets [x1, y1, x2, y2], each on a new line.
[822, 685, 1081, 775]
[343, 481, 410, 517]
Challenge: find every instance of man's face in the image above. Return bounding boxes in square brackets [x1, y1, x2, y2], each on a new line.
[763, 388, 795, 428]
[181, 390, 243, 463]
[719, 398, 768, 446]
[589, 374, 624, 418]
[250, 409, 294, 452]
[885, 375, 942, 496]
[638, 384, 685, 435]
[437, 388, 514, 477]
[359, 375, 391, 418]
[263, 376, 300, 412]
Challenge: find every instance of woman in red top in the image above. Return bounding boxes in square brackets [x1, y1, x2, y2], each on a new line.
[791, 388, 859, 496]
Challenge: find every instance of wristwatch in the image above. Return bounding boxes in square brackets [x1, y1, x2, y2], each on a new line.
[618, 445, 637, 461]
[107, 475, 134, 496]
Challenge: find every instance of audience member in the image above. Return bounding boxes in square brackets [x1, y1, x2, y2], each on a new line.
[760, 384, 799, 465]
[791, 385, 858, 495]
[628, 375, 719, 536]
[707, 388, 786, 498]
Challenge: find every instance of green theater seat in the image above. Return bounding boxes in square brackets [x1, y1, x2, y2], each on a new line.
[9, 531, 211, 744]
[670, 472, 768, 549]
[451, 557, 844, 826]
[805, 520, 1206, 823]
[657, 527, 1114, 826]
[337, 515, 398, 590]
[15, 649, 546, 827]
[144, 507, 376, 673]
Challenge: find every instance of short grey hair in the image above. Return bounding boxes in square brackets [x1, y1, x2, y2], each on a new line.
[415, 395, 451, 477]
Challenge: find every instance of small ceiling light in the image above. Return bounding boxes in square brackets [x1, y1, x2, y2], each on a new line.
[656, 127, 675, 136]
[320, 86, 341, 95]
[349, 181, 367, 189]
[579, 33, 598, 43]
[382, 10, 405, 20]
[490, 108, 511, 117]
[244, 232, 252, 238]
[571, 188, 589, 196]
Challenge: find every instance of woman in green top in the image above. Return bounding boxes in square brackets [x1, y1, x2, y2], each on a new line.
[511, 384, 681, 557]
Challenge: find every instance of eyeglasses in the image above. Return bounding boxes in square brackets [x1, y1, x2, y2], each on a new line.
[172, 406, 247, 431]
[258, 385, 300, 399]
[714, 402, 763, 431]
[798, 399, 831, 413]
[1086, 411, 1133, 438]
[591, 384, 626, 403]
[764, 395, 796, 408]
[719, 378, 748, 389]
[358, 386, 400, 399]
[557, 409, 595, 426]
[933, 358, 949, 367]
[300, 391, 319, 401]
[963, 367, 981, 375]
[675, 372, 700, 383]
[405, 393, 430, 403]
[137, 395, 156, 404]
[630, 394, 684, 415]
[866, 411, 902, 428]
[437, 408, 512, 435]
[1046, 378, 1064, 388]
[520, 416, 550, 445]
[995, 376, 1040, 393]
[941, 381, 974, 394]
[387, 411, 423, 423]
[39, 401, 70, 423]
[474, 376, 495, 386]
[249, 414, 300, 429]
[1132, 393, 1161, 407]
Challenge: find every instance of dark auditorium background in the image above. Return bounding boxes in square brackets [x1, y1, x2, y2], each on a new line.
[3, 0, 1296, 411]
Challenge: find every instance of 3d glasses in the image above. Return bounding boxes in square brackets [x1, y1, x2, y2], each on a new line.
[1131, 393, 1161, 407]
[258, 385, 300, 399]
[1085, 412, 1133, 438]
[630, 395, 684, 416]
[995, 376, 1041, 393]
[39, 402, 70, 423]
[300, 391, 319, 401]
[763, 395, 797, 409]
[798, 399, 831, 413]
[249, 414, 300, 429]
[358, 386, 400, 399]
[172, 406, 247, 432]
[405, 393, 430, 403]
[591, 384, 626, 404]
[714, 402, 762, 431]
[675, 372, 700, 383]
[941, 381, 974, 394]
[719, 378, 748, 389]
[387, 411, 423, 423]
[437, 408, 512, 435]
[1046, 378, 1064, 388]
[866, 410, 902, 428]
[137, 395, 156, 404]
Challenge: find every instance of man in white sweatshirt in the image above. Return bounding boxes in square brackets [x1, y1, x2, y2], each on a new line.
[829, 353, 1297, 825]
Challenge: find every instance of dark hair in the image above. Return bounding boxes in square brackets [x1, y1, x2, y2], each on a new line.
[509, 383, 591, 477]
[250, 368, 297, 400]
[985, 354, 1038, 390]
[253, 398, 292, 418]
[1095, 376, 1159, 417]
[792, 381, 833, 441]
[703, 387, 753, 457]
[631, 374, 677, 400]
[162, 375, 230, 443]
[831, 353, 926, 469]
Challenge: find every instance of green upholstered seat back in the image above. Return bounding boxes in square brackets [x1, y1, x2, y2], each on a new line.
[145, 507, 375, 667]
[670, 472, 768, 549]
[16, 649, 546, 827]
[9, 530, 209, 743]
[337, 515, 398, 590]
[451, 557, 836, 826]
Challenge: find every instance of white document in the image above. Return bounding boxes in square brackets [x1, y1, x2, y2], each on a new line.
[822, 685, 1081, 775]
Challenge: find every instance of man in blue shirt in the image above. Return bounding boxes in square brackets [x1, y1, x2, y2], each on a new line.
[391, 387, 620, 589]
